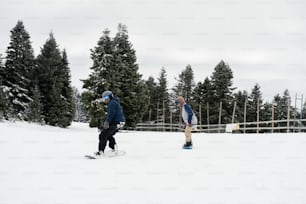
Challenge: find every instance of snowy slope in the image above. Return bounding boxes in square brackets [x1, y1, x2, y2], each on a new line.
[0, 122, 306, 204]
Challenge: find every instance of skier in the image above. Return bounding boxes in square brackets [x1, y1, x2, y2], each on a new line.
[175, 96, 197, 149]
[94, 90, 125, 157]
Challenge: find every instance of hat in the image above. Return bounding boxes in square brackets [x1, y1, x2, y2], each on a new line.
[102, 90, 113, 101]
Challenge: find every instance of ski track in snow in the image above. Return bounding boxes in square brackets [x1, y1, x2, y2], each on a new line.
[0, 122, 306, 204]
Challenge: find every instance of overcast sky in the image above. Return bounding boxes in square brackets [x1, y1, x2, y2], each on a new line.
[1, 0, 306, 104]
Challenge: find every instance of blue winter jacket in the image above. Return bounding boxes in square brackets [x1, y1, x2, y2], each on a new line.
[106, 97, 125, 126]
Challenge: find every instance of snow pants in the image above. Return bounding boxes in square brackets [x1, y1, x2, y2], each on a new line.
[98, 125, 118, 152]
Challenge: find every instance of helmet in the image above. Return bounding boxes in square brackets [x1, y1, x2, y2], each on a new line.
[102, 90, 113, 101]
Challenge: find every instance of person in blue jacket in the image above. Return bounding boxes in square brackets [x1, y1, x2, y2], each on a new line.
[175, 96, 197, 149]
[94, 90, 125, 156]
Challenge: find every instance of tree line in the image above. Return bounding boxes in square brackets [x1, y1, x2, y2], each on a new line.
[1, 21, 305, 128]
[81, 24, 306, 128]
[0, 21, 74, 127]
[143, 61, 306, 127]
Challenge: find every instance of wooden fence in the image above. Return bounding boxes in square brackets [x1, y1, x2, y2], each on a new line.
[135, 119, 306, 133]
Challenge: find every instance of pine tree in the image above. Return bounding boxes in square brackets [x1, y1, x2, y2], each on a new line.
[112, 24, 149, 127]
[36, 33, 73, 127]
[262, 102, 272, 122]
[0, 53, 3, 82]
[247, 83, 263, 122]
[82, 29, 113, 127]
[302, 101, 306, 120]
[82, 24, 149, 127]
[233, 90, 248, 123]
[59, 49, 74, 127]
[192, 77, 213, 125]
[156, 67, 170, 123]
[0, 86, 11, 120]
[273, 90, 293, 121]
[0, 55, 11, 120]
[210, 60, 235, 124]
[2, 21, 36, 119]
[144, 76, 158, 122]
[173, 64, 195, 102]
[81, 90, 105, 127]
[26, 85, 44, 123]
[273, 93, 282, 120]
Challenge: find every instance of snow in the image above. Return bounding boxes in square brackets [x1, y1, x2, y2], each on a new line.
[1, 122, 306, 204]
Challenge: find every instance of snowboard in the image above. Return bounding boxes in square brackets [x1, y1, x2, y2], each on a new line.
[183, 146, 193, 150]
[85, 150, 126, 159]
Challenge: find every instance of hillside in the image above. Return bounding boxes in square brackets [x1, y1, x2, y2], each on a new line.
[0, 122, 305, 204]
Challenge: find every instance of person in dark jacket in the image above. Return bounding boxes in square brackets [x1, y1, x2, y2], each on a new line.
[94, 90, 125, 156]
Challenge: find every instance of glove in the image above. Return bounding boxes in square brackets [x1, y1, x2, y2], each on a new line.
[103, 120, 109, 129]
[117, 122, 125, 129]
[187, 122, 192, 127]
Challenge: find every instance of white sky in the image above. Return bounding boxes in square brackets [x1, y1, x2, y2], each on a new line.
[1, 0, 306, 104]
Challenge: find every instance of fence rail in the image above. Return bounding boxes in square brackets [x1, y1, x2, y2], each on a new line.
[135, 119, 306, 133]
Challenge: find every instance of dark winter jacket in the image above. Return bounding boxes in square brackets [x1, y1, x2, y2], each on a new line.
[106, 97, 125, 126]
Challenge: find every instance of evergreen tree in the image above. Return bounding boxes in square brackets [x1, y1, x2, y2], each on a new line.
[82, 24, 149, 128]
[156, 67, 170, 123]
[81, 90, 105, 127]
[36, 33, 73, 127]
[144, 76, 158, 122]
[262, 102, 272, 121]
[2, 21, 35, 119]
[59, 49, 74, 127]
[271, 90, 295, 132]
[26, 85, 44, 123]
[233, 90, 248, 123]
[112, 24, 149, 127]
[82, 29, 112, 127]
[210, 60, 235, 124]
[273, 93, 282, 120]
[302, 101, 306, 120]
[192, 77, 213, 125]
[273, 90, 293, 121]
[0, 53, 3, 82]
[0, 86, 11, 120]
[247, 83, 263, 122]
[173, 64, 195, 102]
[0, 55, 11, 120]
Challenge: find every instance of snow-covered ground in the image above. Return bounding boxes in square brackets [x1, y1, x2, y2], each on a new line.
[0, 122, 306, 204]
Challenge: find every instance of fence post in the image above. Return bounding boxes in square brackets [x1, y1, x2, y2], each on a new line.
[170, 109, 172, 132]
[163, 100, 165, 132]
[207, 103, 210, 133]
[218, 101, 222, 133]
[199, 104, 202, 132]
[287, 97, 291, 133]
[232, 101, 237, 123]
[257, 98, 259, 134]
[301, 94, 304, 120]
[156, 102, 159, 123]
[244, 98, 247, 134]
[272, 101, 275, 133]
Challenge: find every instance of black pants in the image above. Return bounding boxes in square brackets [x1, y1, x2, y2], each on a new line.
[98, 125, 118, 152]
